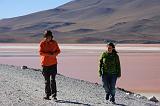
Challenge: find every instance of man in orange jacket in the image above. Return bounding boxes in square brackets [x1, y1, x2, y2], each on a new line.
[39, 30, 60, 100]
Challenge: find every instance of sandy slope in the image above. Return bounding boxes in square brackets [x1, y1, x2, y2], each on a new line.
[0, 64, 159, 106]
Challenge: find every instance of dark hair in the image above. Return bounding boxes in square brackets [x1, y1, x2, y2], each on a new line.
[43, 30, 53, 38]
[108, 42, 118, 53]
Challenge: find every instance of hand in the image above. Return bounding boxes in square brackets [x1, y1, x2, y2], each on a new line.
[99, 71, 102, 77]
[117, 74, 121, 78]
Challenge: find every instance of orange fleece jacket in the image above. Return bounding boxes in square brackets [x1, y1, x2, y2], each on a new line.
[39, 39, 60, 66]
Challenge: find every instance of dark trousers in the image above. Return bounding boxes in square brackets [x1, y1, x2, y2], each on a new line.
[42, 64, 57, 97]
[102, 74, 117, 97]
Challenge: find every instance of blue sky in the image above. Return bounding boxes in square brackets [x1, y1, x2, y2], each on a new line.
[0, 0, 72, 19]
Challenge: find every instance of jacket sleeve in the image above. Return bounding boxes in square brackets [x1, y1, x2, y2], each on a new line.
[53, 42, 61, 56]
[116, 54, 121, 77]
[98, 52, 104, 77]
[39, 42, 51, 56]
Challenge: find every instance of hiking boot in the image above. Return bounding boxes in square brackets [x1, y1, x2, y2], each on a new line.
[105, 94, 110, 100]
[43, 95, 51, 100]
[53, 97, 57, 100]
[110, 96, 115, 104]
[52, 94, 57, 100]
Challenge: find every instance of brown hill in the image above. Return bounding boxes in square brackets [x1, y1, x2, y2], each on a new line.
[0, 0, 160, 43]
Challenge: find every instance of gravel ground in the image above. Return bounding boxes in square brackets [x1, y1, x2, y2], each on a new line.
[0, 64, 159, 106]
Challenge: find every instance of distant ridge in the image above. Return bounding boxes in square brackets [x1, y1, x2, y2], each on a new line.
[0, 0, 160, 43]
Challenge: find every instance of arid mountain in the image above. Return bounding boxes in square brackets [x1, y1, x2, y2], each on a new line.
[0, 0, 160, 43]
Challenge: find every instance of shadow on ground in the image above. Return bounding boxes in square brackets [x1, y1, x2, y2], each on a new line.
[55, 100, 92, 106]
[114, 103, 127, 106]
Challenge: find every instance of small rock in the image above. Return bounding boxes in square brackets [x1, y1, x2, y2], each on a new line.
[95, 83, 98, 85]
[117, 87, 134, 94]
[135, 94, 141, 98]
[133, 94, 136, 96]
[31, 68, 40, 71]
[139, 96, 147, 100]
[149, 96, 159, 103]
[18, 98, 22, 102]
[126, 93, 130, 95]
[21, 66, 28, 70]
[34, 69, 40, 71]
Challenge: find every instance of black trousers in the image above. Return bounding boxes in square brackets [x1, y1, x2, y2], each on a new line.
[42, 64, 57, 97]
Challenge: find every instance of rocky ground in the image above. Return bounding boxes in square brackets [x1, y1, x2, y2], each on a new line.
[0, 64, 159, 106]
